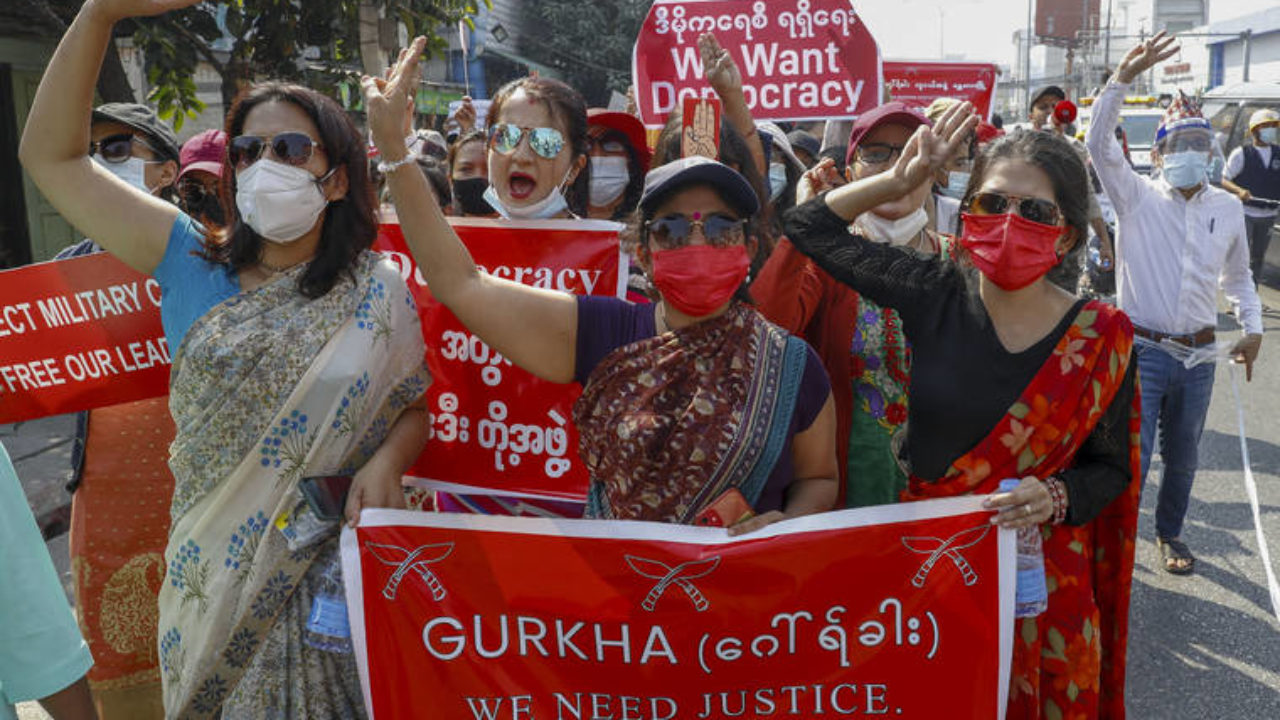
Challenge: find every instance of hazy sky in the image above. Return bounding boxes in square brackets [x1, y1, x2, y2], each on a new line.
[857, 0, 1264, 66]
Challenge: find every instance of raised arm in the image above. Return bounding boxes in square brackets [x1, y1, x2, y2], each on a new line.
[699, 33, 767, 177]
[17, 0, 191, 274]
[365, 39, 579, 384]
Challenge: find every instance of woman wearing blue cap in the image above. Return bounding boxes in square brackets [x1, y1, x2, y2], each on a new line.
[366, 40, 838, 531]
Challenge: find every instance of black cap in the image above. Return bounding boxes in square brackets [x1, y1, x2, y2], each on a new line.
[639, 156, 760, 217]
[1029, 85, 1066, 110]
[787, 129, 821, 159]
[91, 103, 181, 162]
[640, 158, 757, 219]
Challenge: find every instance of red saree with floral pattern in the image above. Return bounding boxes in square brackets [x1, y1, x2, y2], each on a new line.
[902, 300, 1140, 719]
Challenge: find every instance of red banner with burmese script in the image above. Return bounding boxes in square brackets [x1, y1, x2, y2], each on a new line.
[633, 0, 882, 128]
[882, 61, 1000, 120]
[340, 498, 1015, 720]
[0, 253, 170, 423]
[375, 216, 626, 502]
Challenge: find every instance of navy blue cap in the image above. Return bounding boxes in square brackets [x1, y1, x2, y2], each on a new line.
[639, 156, 759, 217]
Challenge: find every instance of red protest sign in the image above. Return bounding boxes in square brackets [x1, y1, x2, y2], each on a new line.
[0, 253, 169, 423]
[883, 61, 1000, 120]
[633, 0, 882, 128]
[341, 498, 1015, 720]
[375, 216, 626, 502]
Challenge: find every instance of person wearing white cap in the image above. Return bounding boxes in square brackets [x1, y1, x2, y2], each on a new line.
[1086, 32, 1263, 576]
[1222, 108, 1280, 283]
[366, 43, 838, 533]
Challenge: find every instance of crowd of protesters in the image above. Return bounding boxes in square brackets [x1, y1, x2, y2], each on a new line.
[2, 0, 1272, 718]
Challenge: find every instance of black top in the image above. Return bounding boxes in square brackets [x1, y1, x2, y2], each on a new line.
[783, 197, 1135, 525]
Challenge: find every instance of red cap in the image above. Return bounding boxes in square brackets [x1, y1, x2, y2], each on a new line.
[1053, 100, 1078, 126]
[587, 109, 651, 172]
[178, 129, 227, 181]
[845, 102, 931, 167]
[975, 120, 1003, 144]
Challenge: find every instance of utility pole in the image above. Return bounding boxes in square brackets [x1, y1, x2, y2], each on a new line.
[1103, 0, 1113, 76]
[1242, 29, 1253, 82]
[1025, 0, 1034, 111]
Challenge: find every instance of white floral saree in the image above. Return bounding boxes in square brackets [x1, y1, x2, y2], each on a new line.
[156, 252, 428, 718]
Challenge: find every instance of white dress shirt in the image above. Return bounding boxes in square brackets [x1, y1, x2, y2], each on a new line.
[1086, 81, 1262, 336]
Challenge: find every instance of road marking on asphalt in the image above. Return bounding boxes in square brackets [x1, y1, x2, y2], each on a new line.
[1227, 362, 1280, 624]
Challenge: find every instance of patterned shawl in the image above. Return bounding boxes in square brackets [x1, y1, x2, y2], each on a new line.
[157, 253, 429, 717]
[902, 300, 1139, 719]
[575, 303, 807, 523]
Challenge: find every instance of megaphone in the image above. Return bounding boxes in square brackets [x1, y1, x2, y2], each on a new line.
[1053, 100, 1078, 126]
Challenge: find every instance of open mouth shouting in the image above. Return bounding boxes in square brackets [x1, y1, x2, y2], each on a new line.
[507, 171, 537, 200]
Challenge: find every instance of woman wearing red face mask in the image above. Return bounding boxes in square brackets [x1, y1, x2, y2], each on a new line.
[365, 42, 837, 531]
[785, 102, 1140, 720]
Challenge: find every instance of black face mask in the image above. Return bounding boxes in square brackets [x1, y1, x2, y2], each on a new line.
[452, 177, 495, 216]
[181, 194, 226, 228]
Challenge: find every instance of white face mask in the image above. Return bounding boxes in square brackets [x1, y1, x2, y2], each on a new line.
[942, 170, 971, 199]
[93, 155, 155, 194]
[1260, 128, 1279, 145]
[768, 162, 788, 203]
[588, 156, 630, 207]
[483, 168, 574, 220]
[856, 208, 929, 246]
[235, 159, 331, 243]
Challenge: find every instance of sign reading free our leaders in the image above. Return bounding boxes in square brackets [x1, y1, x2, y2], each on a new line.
[632, 0, 883, 128]
[340, 497, 1015, 720]
[0, 252, 171, 423]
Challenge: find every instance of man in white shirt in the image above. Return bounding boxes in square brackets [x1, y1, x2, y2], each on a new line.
[1086, 33, 1263, 576]
[1221, 109, 1280, 284]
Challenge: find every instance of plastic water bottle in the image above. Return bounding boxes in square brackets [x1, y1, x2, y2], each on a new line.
[999, 479, 1048, 617]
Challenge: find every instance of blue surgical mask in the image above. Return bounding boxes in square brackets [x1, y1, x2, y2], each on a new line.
[1260, 128, 1279, 145]
[92, 154, 155, 194]
[942, 170, 970, 199]
[1161, 151, 1209, 190]
[482, 169, 573, 220]
[768, 162, 788, 203]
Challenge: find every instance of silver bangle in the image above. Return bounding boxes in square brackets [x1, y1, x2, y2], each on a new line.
[377, 152, 419, 175]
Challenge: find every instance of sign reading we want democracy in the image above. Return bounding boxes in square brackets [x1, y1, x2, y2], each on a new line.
[633, 0, 883, 128]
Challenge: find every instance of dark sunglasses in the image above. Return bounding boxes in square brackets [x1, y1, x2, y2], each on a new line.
[89, 133, 158, 164]
[489, 123, 565, 159]
[966, 191, 1062, 226]
[855, 142, 906, 165]
[178, 178, 218, 204]
[228, 132, 322, 170]
[644, 212, 745, 250]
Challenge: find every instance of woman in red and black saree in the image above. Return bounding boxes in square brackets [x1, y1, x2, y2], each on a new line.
[784, 103, 1140, 720]
[366, 41, 838, 532]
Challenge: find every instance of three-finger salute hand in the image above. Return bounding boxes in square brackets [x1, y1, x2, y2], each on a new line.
[1116, 31, 1180, 84]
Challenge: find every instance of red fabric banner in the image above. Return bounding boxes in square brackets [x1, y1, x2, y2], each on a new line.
[633, 0, 882, 128]
[0, 253, 169, 423]
[374, 216, 626, 501]
[882, 61, 1000, 120]
[341, 498, 1014, 720]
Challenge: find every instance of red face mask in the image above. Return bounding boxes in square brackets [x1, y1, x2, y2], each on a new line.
[650, 244, 751, 318]
[959, 212, 1064, 291]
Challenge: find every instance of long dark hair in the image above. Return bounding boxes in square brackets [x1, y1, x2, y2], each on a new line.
[487, 77, 590, 216]
[960, 129, 1089, 291]
[207, 82, 377, 299]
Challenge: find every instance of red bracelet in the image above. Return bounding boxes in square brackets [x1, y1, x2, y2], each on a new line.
[1045, 476, 1068, 525]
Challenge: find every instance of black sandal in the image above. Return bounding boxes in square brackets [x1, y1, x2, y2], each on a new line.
[1157, 537, 1196, 575]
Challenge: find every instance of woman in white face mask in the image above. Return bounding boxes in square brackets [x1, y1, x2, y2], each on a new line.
[20, 2, 431, 716]
[481, 76, 590, 220]
[753, 101, 945, 512]
[585, 109, 650, 221]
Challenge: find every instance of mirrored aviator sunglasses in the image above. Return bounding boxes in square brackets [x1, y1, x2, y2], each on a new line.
[228, 132, 321, 170]
[646, 213, 745, 249]
[967, 191, 1061, 226]
[489, 123, 565, 159]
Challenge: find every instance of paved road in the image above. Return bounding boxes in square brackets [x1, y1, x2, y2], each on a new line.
[8, 282, 1280, 719]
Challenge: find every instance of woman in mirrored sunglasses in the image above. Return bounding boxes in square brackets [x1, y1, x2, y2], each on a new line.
[481, 75, 590, 219]
[785, 105, 1140, 719]
[368, 41, 837, 533]
[20, 3, 430, 717]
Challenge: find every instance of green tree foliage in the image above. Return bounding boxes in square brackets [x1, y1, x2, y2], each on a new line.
[518, 0, 650, 106]
[131, 0, 488, 129]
